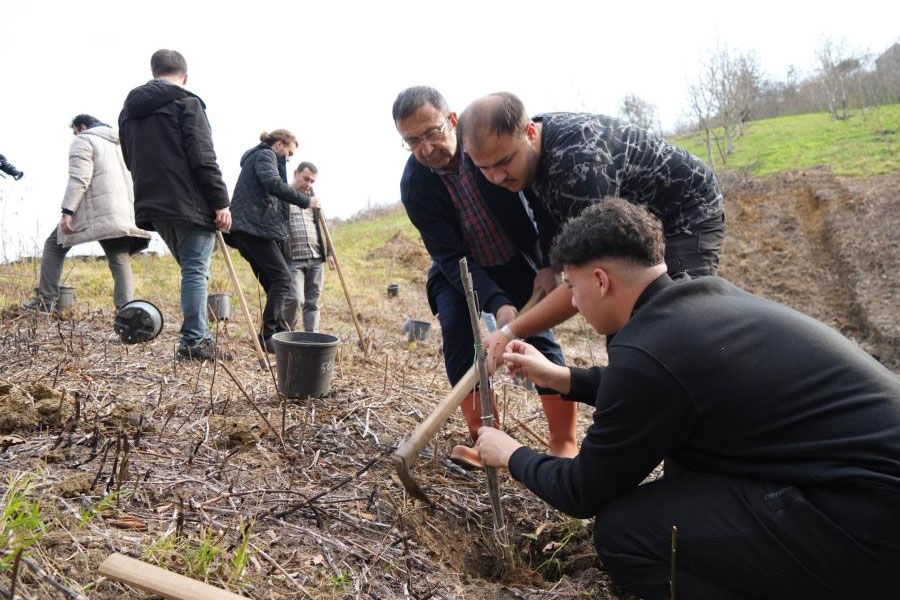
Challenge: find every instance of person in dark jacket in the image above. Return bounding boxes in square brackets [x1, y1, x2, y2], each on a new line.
[458, 92, 726, 371]
[225, 129, 319, 351]
[118, 49, 232, 361]
[477, 198, 900, 600]
[393, 86, 577, 468]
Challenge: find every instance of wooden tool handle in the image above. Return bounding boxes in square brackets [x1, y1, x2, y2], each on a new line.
[99, 553, 247, 600]
[216, 232, 267, 369]
[393, 366, 477, 461]
[315, 208, 368, 357]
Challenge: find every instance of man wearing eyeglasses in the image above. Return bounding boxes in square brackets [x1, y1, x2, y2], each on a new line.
[459, 92, 726, 372]
[393, 86, 578, 468]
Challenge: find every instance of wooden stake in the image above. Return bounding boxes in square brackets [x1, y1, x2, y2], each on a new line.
[315, 208, 368, 357]
[215, 232, 266, 369]
[99, 553, 246, 600]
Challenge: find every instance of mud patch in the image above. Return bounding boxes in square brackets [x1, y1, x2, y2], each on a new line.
[719, 168, 900, 369]
[52, 472, 94, 498]
[208, 415, 259, 448]
[0, 386, 38, 434]
[367, 230, 431, 270]
[106, 401, 146, 430]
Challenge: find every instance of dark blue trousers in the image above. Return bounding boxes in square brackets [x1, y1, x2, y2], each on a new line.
[427, 254, 564, 389]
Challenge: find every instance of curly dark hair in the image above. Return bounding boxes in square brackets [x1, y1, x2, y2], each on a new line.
[550, 198, 665, 268]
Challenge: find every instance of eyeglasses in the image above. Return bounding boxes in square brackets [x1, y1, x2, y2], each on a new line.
[402, 118, 449, 151]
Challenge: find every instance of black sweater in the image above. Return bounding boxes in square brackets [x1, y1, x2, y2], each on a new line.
[509, 274, 900, 518]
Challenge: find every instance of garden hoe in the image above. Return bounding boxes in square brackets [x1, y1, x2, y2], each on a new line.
[392, 286, 546, 504]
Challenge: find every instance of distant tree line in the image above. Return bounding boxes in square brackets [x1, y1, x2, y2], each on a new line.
[617, 39, 900, 169]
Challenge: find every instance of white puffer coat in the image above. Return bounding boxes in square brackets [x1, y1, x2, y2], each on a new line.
[58, 125, 151, 248]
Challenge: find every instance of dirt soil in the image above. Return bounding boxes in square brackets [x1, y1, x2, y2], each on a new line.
[718, 168, 900, 370]
[0, 169, 897, 600]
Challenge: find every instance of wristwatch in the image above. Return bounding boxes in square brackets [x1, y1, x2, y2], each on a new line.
[500, 324, 519, 340]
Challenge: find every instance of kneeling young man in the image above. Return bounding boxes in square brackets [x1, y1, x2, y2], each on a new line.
[477, 198, 900, 599]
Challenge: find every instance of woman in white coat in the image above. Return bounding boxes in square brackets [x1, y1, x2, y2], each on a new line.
[23, 114, 150, 312]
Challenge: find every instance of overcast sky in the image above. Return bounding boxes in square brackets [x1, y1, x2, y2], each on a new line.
[1, 0, 897, 259]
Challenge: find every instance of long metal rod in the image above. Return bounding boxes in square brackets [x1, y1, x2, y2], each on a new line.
[391, 287, 544, 504]
[216, 232, 267, 369]
[315, 208, 369, 358]
[459, 257, 507, 547]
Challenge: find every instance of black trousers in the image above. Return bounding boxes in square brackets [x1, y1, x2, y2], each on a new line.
[665, 213, 726, 277]
[225, 231, 292, 339]
[594, 470, 900, 600]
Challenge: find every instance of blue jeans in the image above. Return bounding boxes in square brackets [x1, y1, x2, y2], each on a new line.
[153, 222, 215, 345]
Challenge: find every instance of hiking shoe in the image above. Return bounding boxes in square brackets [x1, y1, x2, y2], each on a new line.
[176, 338, 233, 361]
[22, 297, 60, 317]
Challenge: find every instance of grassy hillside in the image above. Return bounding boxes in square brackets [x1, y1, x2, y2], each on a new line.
[672, 103, 900, 177]
[0, 207, 425, 319]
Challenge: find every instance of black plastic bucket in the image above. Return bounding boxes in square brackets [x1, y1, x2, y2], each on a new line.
[387, 283, 399, 298]
[272, 331, 341, 398]
[114, 299, 164, 344]
[207, 293, 231, 321]
[407, 319, 431, 342]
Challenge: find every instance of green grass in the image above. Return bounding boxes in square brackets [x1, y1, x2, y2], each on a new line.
[1, 207, 424, 332]
[0, 472, 46, 572]
[672, 103, 900, 177]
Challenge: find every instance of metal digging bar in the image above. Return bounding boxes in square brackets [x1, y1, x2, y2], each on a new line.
[392, 286, 545, 504]
[459, 257, 508, 548]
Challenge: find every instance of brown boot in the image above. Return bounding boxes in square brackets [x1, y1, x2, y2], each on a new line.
[541, 394, 578, 458]
[449, 390, 499, 469]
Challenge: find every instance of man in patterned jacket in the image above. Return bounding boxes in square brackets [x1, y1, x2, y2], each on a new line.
[458, 92, 725, 368]
[393, 86, 577, 468]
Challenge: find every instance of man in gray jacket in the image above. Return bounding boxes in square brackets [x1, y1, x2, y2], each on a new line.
[22, 114, 150, 314]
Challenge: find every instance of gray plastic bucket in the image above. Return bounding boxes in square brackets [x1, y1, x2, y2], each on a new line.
[272, 331, 341, 398]
[114, 299, 164, 344]
[407, 319, 431, 342]
[57, 286, 75, 309]
[387, 283, 399, 298]
[207, 293, 231, 321]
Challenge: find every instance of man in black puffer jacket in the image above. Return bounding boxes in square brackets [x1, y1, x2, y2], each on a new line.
[226, 129, 319, 351]
[118, 49, 231, 361]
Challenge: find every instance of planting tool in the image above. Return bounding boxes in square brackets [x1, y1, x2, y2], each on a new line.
[216, 231, 267, 369]
[459, 257, 508, 545]
[99, 553, 246, 599]
[315, 207, 369, 358]
[392, 285, 545, 504]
